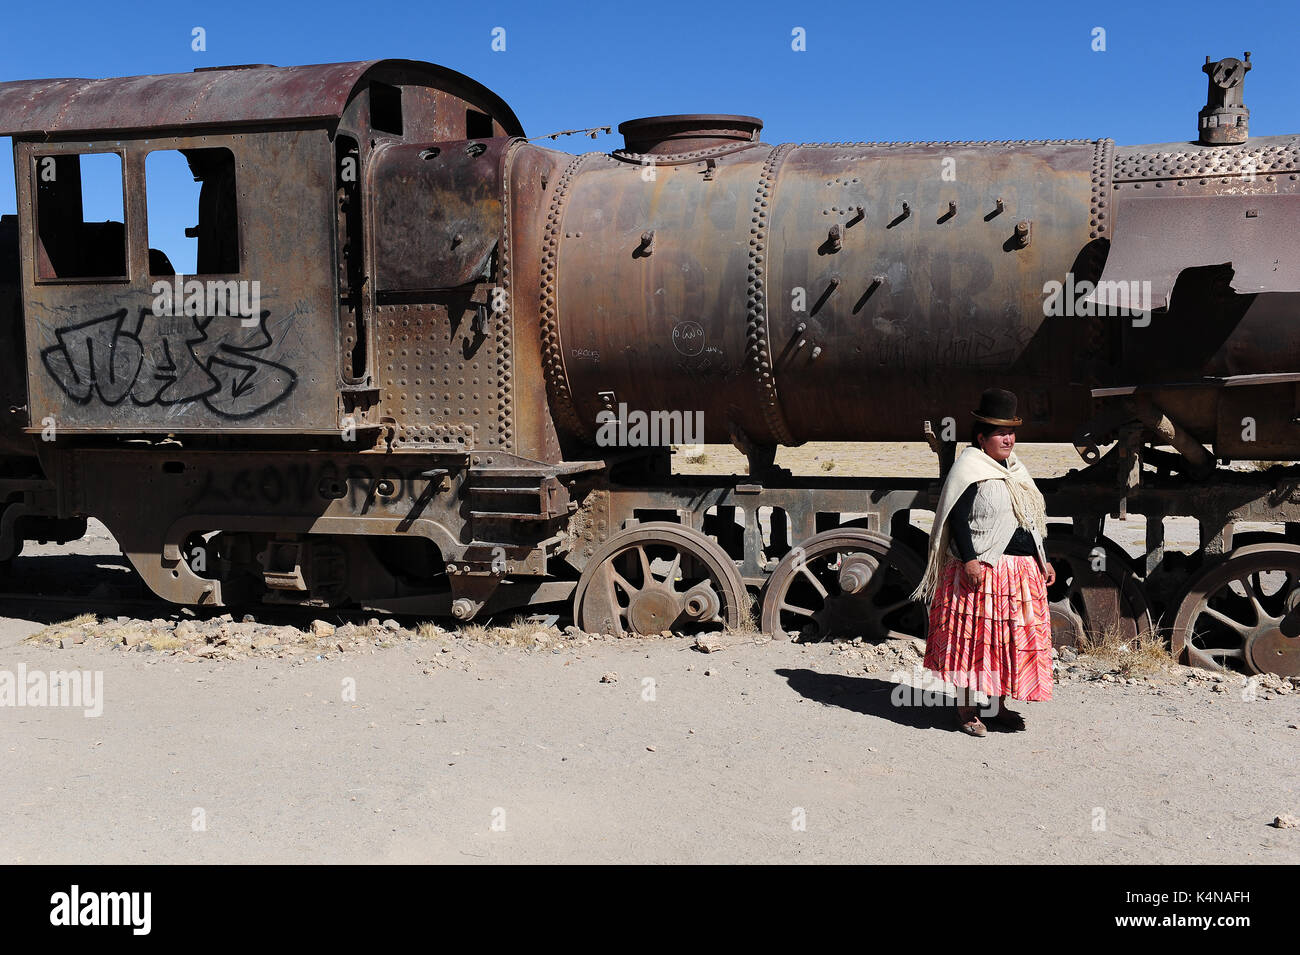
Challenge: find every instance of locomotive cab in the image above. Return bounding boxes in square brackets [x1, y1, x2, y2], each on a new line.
[0, 60, 523, 441]
[0, 60, 537, 610]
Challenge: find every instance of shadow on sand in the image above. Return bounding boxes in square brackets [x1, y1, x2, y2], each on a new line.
[775, 667, 1023, 733]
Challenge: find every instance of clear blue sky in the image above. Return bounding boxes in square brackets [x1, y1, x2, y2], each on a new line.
[3, 0, 1297, 272]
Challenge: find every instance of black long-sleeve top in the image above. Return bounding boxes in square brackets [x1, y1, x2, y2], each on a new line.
[947, 458, 1037, 562]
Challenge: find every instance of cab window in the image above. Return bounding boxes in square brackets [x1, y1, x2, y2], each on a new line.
[33, 151, 126, 280]
[146, 147, 240, 275]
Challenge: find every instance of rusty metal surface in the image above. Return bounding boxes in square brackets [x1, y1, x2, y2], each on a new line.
[1078, 130, 1300, 459]
[1199, 53, 1252, 145]
[502, 142, 571, 465]
[1171, 542, 1300, 676]
[617, 114, 762, 156]
[1093, 194, 1300, 306]
[759, 528, 925, 642]
[592, 476, 930, 585]
[0, 215, 31, 457]
[17, 128, 336, 434]
[373, 301, 506, 451]
[6, 60, 530, 440]
[1090, 138, 1114, 241]
[48, 446, 459, 601]
[0, 60, 523, 137]
[542, 137, 1103, 446]
[370, 138, 509, 292]
[1113, 135, 1300, 180]
[1040, 534, 1151, 648]
[572, 520, 747, 636]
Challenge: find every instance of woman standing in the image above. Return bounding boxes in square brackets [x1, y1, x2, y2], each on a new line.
[911, 389, 1057, 737]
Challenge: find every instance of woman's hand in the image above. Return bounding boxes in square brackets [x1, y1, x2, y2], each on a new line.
[1044, 563, 1056, 587]
[962, 559, 985, 589]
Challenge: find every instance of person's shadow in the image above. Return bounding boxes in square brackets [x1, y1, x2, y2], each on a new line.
[775, 668, 999, 731]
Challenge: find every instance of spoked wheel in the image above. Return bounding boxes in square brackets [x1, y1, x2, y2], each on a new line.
[1170, 543, 1300, 677]
[573, 521, 749, 637]
[759, 529, 925, 642]
[1044, 533, 1152, 649]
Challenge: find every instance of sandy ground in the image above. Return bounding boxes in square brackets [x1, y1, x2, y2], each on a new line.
[1, 459, 1297, 864]
[2, 624, 1297, 864]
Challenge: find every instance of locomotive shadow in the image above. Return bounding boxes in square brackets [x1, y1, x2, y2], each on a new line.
[775, 667, 977, 731]
[6, 553, 138, 588]
[0, 552, 149, 623]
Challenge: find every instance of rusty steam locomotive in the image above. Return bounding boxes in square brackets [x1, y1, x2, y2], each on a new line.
[0, 54, 1297, 676]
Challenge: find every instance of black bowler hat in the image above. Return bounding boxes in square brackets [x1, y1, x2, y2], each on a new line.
[971, 388, 1023, 427]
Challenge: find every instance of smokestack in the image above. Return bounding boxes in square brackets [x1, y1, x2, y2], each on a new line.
[1198, 52, 1251, 145]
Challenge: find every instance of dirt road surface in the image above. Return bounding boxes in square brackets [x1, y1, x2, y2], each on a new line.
[2, 617, 1297, 864]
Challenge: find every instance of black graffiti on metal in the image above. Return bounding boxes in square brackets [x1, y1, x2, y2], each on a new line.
[40, 308, 297, 418]
[197, 462, 430, 513]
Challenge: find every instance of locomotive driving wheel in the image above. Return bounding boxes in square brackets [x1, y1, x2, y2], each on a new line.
[573, 522, 748, 637]
[1170, 543, 1300, 677]
[759, 529, 925, 642]
[1043, 534, 1152, 649]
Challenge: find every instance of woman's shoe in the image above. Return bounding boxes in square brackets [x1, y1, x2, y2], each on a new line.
[955, 706, 987, 737]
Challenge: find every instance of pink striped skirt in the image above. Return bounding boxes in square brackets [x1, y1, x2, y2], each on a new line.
[923, 553, 1054, 702]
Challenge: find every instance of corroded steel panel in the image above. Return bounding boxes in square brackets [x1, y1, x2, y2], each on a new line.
[1082, 133, 1300, 428]
[768, 140, 1097, 443]
[374, 301, 506, 451]
[1095, 194, 1300, 305]
[503, 142, 571, 465]
[555, 147, 763, 444]
[0, 60, 523, 138]
[370, 138, 509, 292]
[547, 138, 1103, 445]
[19, 129, 338, 433]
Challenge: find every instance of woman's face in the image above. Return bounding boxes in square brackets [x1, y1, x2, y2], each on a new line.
[978, 426, 1016, 462]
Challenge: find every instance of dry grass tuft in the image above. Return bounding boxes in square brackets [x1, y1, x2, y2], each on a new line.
[720, 601, 768, 643]
[415, 621, 445, 640]
[450, 616, 565, 647]
[456, 623, 489, 641]
[24, 613, 98, 644]
[725, 599, 759, 629]
[1075, 623, 1177, 677]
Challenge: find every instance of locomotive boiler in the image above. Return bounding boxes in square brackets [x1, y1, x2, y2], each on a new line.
[0, 54, 1297, 677]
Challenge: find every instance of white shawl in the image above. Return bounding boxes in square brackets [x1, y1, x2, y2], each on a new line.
[911, 445, 1049, 605]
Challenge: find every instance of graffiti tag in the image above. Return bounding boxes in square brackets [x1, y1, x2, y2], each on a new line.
[41, 309, 297, 418]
